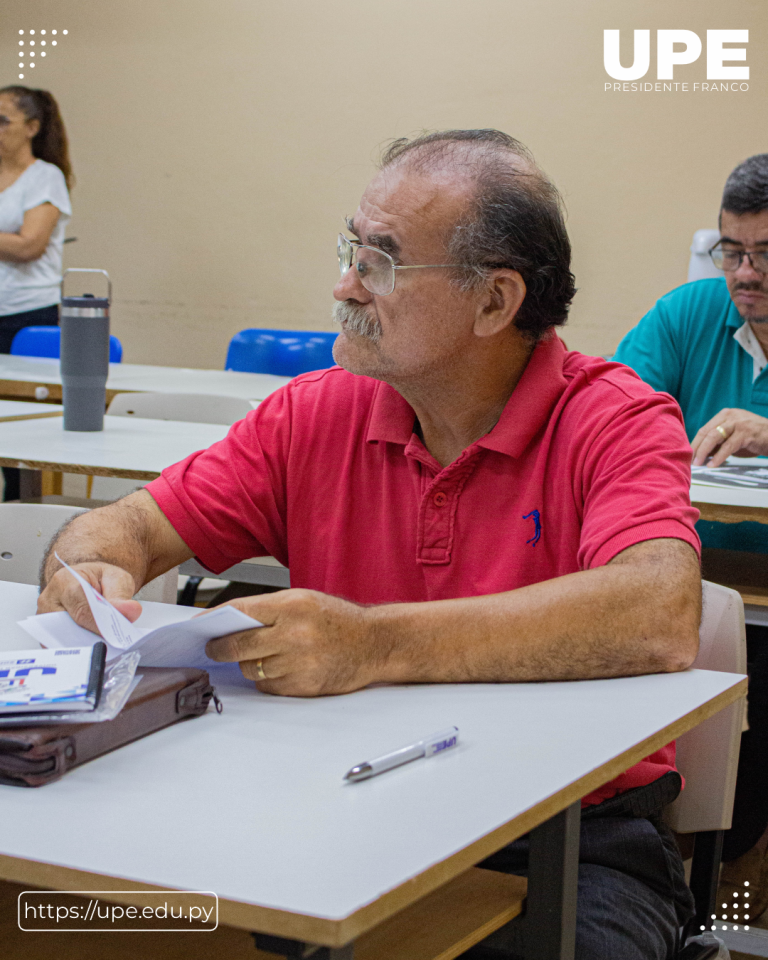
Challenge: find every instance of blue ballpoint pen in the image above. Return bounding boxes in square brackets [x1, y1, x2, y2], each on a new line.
[344, 727, 459, 782]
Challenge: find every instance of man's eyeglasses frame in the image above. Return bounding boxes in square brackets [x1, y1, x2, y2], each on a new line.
[338, 233, 460, 296]
[709, 242, 768, 275]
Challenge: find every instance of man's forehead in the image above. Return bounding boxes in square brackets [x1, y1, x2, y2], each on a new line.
[353, 166, 473, 248]
[720, 209, 768, 244]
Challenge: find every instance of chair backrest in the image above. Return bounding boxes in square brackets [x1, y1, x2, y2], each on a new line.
[225, 328, 336, 376]
[0, 503, 176, 603]
[10, 326, 124, 363]
[687, 229, 722, 283]
[0, 503, 88, 584]
[664, 580, 747, 833]
[106, 392, 252, 426]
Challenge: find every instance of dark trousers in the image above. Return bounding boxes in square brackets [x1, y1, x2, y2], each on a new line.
[722, 622, 768, 861]
[0, 303, 60, 501]
[0, 303, 59, 354]
[471, 778, 694, 960]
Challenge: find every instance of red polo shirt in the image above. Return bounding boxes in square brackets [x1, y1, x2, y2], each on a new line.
[147, 335, 700, 805]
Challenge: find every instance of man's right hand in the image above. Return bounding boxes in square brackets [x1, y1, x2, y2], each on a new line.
[691, 408, 768, 467]
[37, 562, 143, 634]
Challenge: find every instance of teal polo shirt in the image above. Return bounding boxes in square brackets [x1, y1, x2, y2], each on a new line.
[615, 276, 768, 552]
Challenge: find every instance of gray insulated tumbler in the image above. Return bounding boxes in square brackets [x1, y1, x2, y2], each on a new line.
[60, 269, 112, 431]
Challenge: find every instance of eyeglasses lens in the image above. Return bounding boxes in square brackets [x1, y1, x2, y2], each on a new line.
[337, 234, 394, 295]
[337, 234, 353, 274]
[711, 246, 768, 274]
[353, 246, 394, 295]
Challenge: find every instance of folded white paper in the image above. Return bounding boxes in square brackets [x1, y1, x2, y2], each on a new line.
[19, 556, 263, 670]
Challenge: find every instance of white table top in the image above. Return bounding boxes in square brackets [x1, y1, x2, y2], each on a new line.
[0, 415, 228, 479]
[0, 399, 63, 422]
[691, 481, 768, 510]
[0, 355, 291, 402]
[0, 582, 744, 942]
[690, 458, 768, 526]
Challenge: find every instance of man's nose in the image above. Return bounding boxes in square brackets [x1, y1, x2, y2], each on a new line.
[333, 266, 373, 303]
[734, 253, 762, 283]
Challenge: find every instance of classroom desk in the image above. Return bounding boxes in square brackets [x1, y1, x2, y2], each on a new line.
[0, 400, 63, 422]
[690, 464, 768, 619]
[0, 355, 291, 404]
[0, 414, 227, 481]
[691, 480, 768, 526]
[0, 416, 288, 590]
[0, 581, 745, 960]
[180, 554, 290, 589]
[690, 456, 768, 526]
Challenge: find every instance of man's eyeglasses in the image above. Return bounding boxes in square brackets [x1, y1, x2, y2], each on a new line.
[337, 233, 459, 296]
[709, 242, 768, 275]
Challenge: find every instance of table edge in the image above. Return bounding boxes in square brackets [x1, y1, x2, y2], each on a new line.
[0, 674, 746, 946]
[0, 412, 63, 423]
[693, 499, 768, 525]
[0, 457, 158, 480]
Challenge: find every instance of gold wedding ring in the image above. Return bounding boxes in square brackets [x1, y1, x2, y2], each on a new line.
[716, 424, 729, 440]
[255, 659, 267, 681]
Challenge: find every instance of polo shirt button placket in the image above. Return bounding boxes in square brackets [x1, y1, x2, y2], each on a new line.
[417, 455, 480, 566]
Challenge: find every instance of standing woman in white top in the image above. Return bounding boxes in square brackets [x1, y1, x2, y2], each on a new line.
[0, 86, 73, 352]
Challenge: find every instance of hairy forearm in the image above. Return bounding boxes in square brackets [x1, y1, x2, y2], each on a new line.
[0, 231, 46, 263]
[41, 490, 192, 590]
[364, 541, 701, 684]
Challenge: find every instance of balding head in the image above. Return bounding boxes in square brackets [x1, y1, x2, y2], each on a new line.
[378, 130, 575, 339]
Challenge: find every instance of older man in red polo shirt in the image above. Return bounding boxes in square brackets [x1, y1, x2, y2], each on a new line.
[40, 130, 700, 959]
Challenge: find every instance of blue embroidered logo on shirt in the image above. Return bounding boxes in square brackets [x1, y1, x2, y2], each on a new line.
[523, 510, 541, 546]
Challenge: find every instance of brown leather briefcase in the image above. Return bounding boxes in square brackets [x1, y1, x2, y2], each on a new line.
[0, 667, 216, 787]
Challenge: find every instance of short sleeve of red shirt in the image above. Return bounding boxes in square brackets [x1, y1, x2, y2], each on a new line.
[146, 381, 298, 572]
[559, 370, 701, 571]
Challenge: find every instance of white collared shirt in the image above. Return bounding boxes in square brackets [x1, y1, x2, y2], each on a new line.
[733, 321, 768, 382]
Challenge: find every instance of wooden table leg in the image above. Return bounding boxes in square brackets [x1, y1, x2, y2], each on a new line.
[41, 470, 63, 496]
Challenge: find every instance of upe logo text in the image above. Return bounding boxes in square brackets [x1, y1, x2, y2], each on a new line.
[604, 30, 748, 81]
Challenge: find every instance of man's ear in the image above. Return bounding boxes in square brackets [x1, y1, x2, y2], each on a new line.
[473, 270, 527, 338]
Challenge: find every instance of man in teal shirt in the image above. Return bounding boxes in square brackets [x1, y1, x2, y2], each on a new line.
[616, 152, 768, 911]
[616, 153, 768, 552]
[615, 275, 768, 444]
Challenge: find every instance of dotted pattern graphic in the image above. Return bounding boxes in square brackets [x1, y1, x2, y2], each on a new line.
[16, 28, 68, 79]
[700, 880, 752, 933]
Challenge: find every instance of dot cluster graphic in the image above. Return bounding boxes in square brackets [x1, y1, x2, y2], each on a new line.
[16, 29, 68, 79]
[699, 880, 752, 934]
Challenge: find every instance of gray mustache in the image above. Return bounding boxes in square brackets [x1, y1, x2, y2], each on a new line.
[332, 301, 382, 343]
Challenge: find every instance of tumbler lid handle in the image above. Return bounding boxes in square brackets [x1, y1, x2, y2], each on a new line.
[62, 268, 111, 303]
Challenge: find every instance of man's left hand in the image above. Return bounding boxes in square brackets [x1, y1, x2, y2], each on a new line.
[204, 589, 375, 697]
[691, 408, 768, 467]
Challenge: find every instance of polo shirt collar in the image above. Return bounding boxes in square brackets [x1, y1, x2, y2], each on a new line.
[366, 380, 417, 445]
[477, 335, 568, 458]
[366, 335, 569, 459]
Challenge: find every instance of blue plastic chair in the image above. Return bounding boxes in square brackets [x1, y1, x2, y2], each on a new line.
[10, 326, 123, 363]
[225, 329, 336, 376]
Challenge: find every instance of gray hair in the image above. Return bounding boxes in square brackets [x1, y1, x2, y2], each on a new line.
[722, 154, 768, 217]
[380, 130, 576, 340]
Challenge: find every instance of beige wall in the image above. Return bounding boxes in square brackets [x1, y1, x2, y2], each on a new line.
[1, 0, 766, 366]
